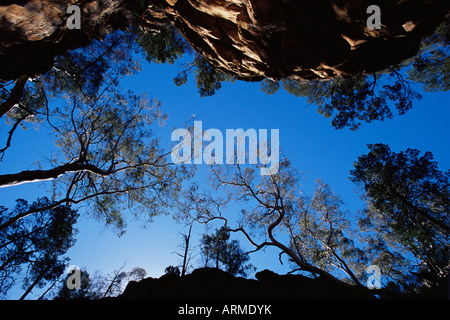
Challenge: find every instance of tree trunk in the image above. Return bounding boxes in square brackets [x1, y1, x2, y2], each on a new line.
[391, 188, 449, 232]
[37, 277, 60, 300]
[0, 162, 112, 188]
[181, 224, 192, 277]
[0, 75, 28, 118]
[19, 266, 50, 300]
[215, 251, 219, 270]
[0, 200, 60, 233]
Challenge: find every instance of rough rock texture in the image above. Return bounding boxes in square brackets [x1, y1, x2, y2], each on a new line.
[0, 0, 449, 81]
[0, 0, 137, 80]
[155, 0, 450, 81]
[114, 267, 447, 300]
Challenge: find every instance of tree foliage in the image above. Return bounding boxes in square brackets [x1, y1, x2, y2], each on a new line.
[177, 149, 449, 295]
[0, 86, 191, 234]
[164, 265, 181, 276]
[262, 71, 422, 130]
[200, 226, 254, 277]
[52, 268, 96, 300]
[177, 161, 368, 286]
[406, 15, 450, 92]
[0, 29, 194, 235]
[135, 25, 189, 65]
[0, 198, 79, 298]
[0, 26, 196, 298]
[350, 144, 449, 291]
[173, 54, 235, 97]
[51, 265, 147, 300]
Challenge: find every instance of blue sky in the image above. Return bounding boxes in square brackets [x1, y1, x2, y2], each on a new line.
[1, 53, 449, 299]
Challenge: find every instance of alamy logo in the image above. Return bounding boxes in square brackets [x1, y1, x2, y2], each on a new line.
[66, 5, 81, 30]
[66, 265, 81, 290]
[366, 265, 381, 289]
[366, 5, 381, 30]
[171, 121, 280, 175]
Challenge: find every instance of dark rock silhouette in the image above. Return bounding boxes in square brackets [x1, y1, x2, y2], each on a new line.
[114, 268, 445, 300]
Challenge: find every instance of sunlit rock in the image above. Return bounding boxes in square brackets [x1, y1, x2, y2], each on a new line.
[0, 0, 448, 81]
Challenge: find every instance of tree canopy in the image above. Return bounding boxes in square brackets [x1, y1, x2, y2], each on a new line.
[175, 148, 448, 295]
[156, 16, 449, 130]
[350, 144, 449, 291]
[0, 198, 79, 299]
[0, 30, 194, 235]
[200, 226, 254, 277]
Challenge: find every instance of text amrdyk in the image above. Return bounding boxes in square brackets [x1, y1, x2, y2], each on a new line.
[171, 121, 279, 175]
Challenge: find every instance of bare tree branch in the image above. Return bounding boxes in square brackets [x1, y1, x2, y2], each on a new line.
[0, 112, 29, 160]
[0, 75, 29, 119]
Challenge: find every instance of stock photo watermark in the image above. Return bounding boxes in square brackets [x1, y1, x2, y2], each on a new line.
[66, 5, 81, 30]
[66, 265, 81, 290]
[367, 5, 381, 30]
[170, 121, 280, 176]
[366, 265, 382, 290]
[65, 3, 381, 31]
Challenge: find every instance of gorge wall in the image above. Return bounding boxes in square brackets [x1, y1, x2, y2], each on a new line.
[114, 268, 446, 300]
[0, 0, 449, 81]
[116, 268, 379, 300]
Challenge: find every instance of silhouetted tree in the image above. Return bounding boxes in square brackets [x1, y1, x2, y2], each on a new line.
[0, 197, 79, 299]
[135, 25, 190, 65]
[50, 265, 147, 299]
[174, 54, 235, 97]
[201, 226, 229, 269]
[406, 15, 449, 92]
[52, 268, 97, 300]
[199, 226, 254, 277]
[350, 144, 449, 291]
[100, 263, 129, 298]
[172, 222, 194, 276]
[178, 152, 447, 295]
[164, 265, 181, 276]
[178, 160, 368, 286]
[96, 265, 147, 298]
[0, 29, 194, 235]
[0, 88, 191, 234]
[262, 71, 422, 130]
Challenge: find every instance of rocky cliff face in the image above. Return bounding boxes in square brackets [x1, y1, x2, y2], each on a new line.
[0, 0, 449, 81]
[0, 0, 136, 80]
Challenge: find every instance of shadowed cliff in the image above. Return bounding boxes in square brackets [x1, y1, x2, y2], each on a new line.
[114, 268, 447, 300]
[0, 0, 449, 81]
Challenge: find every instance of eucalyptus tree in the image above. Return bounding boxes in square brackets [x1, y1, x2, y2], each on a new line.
[0, 197, 79, 299]
[0, 29, 194, 234]
[177, 160, 369, 287]
[350, 144, 449, 291]
[0, 87, 192, 234]
[200, 226, 254, 277]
